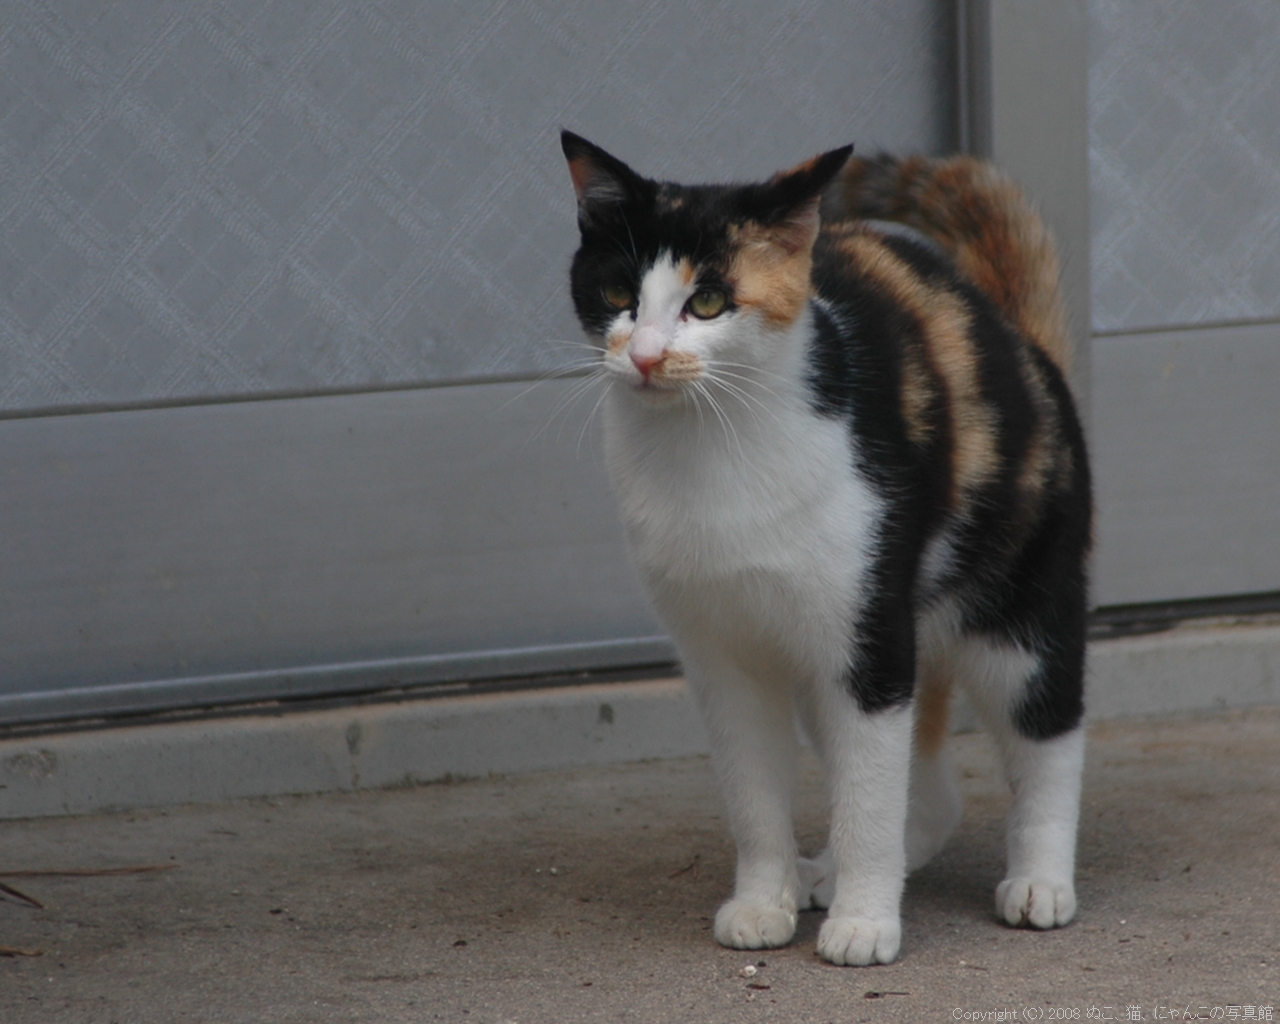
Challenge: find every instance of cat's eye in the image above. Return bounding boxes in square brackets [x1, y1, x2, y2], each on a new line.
[603, 284, 634, 310]
[687, 288, 728, 319]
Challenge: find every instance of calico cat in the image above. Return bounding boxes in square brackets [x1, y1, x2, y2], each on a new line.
[560, 131, 1091, 966]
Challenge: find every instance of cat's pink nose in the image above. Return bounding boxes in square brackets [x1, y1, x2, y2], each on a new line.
[631, 349, 665, 381]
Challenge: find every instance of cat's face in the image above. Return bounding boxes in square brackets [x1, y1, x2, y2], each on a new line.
[562, 133, 851, 401]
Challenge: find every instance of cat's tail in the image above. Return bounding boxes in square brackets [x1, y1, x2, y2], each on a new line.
[833, 154, 1073, 374]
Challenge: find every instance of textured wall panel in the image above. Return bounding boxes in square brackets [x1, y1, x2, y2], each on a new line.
[0, 0, 954, 413]
[1091, 323, 1280, 605]
[1088, 0, 1280, 333]
[0, 380, 667, 723]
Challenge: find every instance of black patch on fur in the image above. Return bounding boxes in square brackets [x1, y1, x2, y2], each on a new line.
[807, 228, 1091, 730]
[967, 344, 1092, 738]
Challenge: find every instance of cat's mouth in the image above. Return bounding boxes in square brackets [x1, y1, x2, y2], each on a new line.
[627, 376, 687, 404]
[626, 349, 704, 392]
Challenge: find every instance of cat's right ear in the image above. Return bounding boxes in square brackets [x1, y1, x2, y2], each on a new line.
[561, 131, 641, 222]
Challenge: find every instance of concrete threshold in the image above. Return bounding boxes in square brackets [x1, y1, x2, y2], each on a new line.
[3, 619, 1279, 820]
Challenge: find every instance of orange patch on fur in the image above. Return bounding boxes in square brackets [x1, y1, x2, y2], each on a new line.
[653, 349, 703, 383]
[606, 327, 631, 356]
[1015, 431, 1053, 531]
[837, 154, 1073, 375]
[677, 258, 696, 287]
[727, 221, 814, 328]
[900, 343, 936, 448]
[1013, 350, 1054, 516]
[656, 185, 686, 212]
[928, 298, 1001, 504]
[842, 232, 1000, 505]
[914, 661, 952, 758]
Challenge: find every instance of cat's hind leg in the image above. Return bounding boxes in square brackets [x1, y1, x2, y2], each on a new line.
[797, 846, 834, 909]
[904, 656, 963, 871]
[680, 644, 803, 950]
[992, 726, 1083, 928]
[959, 638, 1084, 929]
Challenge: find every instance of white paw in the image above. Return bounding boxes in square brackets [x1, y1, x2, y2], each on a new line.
[797, 852, 835, 910]
[816, 915, 901, 965]
[713, 899, 797, 949]
[995, 877, 1076, 929]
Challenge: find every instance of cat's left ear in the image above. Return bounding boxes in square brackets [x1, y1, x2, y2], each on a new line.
[753, 144, 854, 254]
[561, 131, 645, 223]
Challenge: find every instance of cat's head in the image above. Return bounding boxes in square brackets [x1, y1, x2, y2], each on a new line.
[561, 131, 851, 400]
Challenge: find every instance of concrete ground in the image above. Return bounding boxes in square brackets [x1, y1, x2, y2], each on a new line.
[1, 707, 1277, 1024]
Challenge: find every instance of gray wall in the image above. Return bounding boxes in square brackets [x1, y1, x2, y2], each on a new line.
[1087, 0, 1280, 605]
[1, 1, 956, 724]
[1, 0, 954, 414]
[1089, 1, 1280, 334]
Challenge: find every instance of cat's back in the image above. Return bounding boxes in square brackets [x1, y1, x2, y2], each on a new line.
[827, 153, 1072, 375]
[806, 155, 1090, 588]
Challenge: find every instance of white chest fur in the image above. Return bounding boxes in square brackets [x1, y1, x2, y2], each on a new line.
[601, 368, 883, 682]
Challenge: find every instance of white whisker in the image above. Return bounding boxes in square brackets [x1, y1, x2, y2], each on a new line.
[497, 342, 603, 412]
[702, 363, 784, 429]
[575, 376, 613, 456]
[692, 378, 745, 464]
[706, 358, 792, 386]
[526, 366, 610, 444]
[686, 381, 707, 442]
[711, 378, 776, 427]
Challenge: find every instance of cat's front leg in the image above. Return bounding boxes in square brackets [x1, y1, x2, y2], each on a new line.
[812, 698, 913, 965]
[680, 643, 803, 950]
